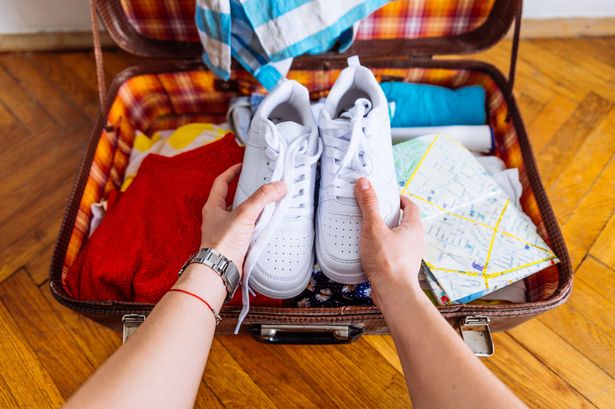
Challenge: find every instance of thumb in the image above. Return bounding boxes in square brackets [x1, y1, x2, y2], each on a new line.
[399, 195, 422, 227]
[355, 177, 384, 228]
[236, 181, 287, 223]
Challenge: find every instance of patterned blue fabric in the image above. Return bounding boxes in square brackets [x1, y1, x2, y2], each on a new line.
[292, 265, 373, 308]
[195, 0, 389, 90]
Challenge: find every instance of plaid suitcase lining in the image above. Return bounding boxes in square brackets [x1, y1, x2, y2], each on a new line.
[119, 0, 496, 43]
[62, 66, 560, 303]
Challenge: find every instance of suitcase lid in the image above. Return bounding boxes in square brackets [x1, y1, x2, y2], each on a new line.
[96, 0, 520, 60]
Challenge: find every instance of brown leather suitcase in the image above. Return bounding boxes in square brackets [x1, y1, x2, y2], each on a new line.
[49, 0, 572, 354]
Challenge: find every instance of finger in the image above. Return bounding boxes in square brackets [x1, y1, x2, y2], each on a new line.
[399, 195, 422, 227]
[355, 177, 385, 228]
[207, 163, 242, 208]
[236, 181, 287, 222]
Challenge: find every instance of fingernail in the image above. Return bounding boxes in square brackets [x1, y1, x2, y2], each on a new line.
[358, 178, 370, 191]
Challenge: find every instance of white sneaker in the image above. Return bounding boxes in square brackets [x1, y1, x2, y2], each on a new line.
[233, 80, 322, 325]
[316, 56, 400, 284]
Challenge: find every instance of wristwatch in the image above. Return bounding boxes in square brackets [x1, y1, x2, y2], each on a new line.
[178, 248, 241, 303]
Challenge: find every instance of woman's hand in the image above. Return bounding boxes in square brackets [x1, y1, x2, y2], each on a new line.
[200, 163, 287, 277]
[355, 177, 425, 304]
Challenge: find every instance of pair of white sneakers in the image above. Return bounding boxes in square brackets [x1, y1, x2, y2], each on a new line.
[233, 57, 400, 316]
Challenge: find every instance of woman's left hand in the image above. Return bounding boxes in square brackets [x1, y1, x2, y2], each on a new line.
[200, 163, 287, 277]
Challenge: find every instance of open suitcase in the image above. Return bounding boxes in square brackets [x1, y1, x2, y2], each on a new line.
[49, 0, 573, 354]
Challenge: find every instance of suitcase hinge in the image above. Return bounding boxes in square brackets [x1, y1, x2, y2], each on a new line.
[458, 315, 494, 357]
[122, 314, 146, 343]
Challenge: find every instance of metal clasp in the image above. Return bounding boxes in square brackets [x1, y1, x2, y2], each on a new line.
[249, 324, 363, 344]
[122, 314, 146, 343]
[458, 316, 494, 357]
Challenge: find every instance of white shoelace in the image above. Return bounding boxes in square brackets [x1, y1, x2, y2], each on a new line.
[235, 122, 322, 333]
[320, 98, 375, 200]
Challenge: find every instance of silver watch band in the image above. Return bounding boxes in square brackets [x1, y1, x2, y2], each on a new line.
[178, 248, 240, 303]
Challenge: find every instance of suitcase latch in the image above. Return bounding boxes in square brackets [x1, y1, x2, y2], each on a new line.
[458, 316, 494, 357]
[122, 314, 146, 343]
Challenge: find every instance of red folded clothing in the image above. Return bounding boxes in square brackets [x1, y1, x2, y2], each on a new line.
[65, 133, 282, 307]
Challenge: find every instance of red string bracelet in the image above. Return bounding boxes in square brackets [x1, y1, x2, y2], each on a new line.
[168, 288, 222, 326]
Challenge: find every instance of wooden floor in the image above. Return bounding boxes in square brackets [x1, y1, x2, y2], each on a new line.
[0, 37, 613, 408]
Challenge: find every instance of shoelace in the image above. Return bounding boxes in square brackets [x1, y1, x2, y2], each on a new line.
[320, 98, 375, 199]
[235, 122, 322, 333]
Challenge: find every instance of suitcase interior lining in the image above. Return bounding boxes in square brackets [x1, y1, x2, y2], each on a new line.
[119, 0, 497, 44]
[61, 65, 561, 305]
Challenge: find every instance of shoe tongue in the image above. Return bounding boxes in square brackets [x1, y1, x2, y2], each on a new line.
[275, 121, 310, 143]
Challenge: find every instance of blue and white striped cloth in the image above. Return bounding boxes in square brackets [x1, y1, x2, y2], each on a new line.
[195, 0, 389, 90]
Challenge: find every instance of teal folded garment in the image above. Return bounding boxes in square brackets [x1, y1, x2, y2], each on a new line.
[380, 82, 487, 127]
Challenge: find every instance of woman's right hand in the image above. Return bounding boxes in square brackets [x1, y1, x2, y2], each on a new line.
[200, 163, 287, 277]
[355, 177, 425, 305]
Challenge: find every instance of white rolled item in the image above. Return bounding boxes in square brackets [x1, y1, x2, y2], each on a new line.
[391, 125, 494, 153]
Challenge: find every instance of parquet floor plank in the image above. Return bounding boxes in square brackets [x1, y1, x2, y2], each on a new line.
[479, 42, 589, 102]
[40, 285, 122, 368]
[516, 92, 545, 124]
[0, 123, 85, 227]
[0, 64, 54, 132]
[537, 93, 613, 187]
[25, 53, 100, 118]
[563, 37, 615, 68]
[57, 52, 112, 97]
[562, 156, 615, 269]
[26, 240, 57, 285]
[532, 39, 615, 86]
[0, 99, 17, 129]
[0, 376, 18, 408]
[0, 53, 88, 126]
[547, 107, 615, 224]
[519, 41, 615, 102]
[525, 94, 578, 154]
[0, 270, 95, 399]
[0, 298, 64, 408]
[278, 343, 411, 408]
[330, 340, 410, 406]
[218, 335, 333, 408]
[204, 339, 278, 408]
[590, 215, 615, 269]
[574, 256, 615, 310]
[538, 260, 615, 378]
[484, 333, 596, 409]
[0, 124, 89, 283]
[364, 335, 404, 374]
[194, 380, 226, 409]
[472, 43, 564, 104]
[507, 319, 615, 409]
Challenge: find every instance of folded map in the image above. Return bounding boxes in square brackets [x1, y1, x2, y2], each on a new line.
[393, 134, 559, 304]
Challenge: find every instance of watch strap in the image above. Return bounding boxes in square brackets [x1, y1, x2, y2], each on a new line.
[178, 248, 240, 303]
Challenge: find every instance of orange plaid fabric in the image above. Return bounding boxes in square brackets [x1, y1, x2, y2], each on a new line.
[63, 66, 560, 303]
[120, 0, 495, 43]
[356, 0, 495, 39]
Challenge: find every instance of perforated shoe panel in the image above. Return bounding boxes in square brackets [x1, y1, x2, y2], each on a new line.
[319, 211, 361, 263]
[251, 222, 315, 297]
